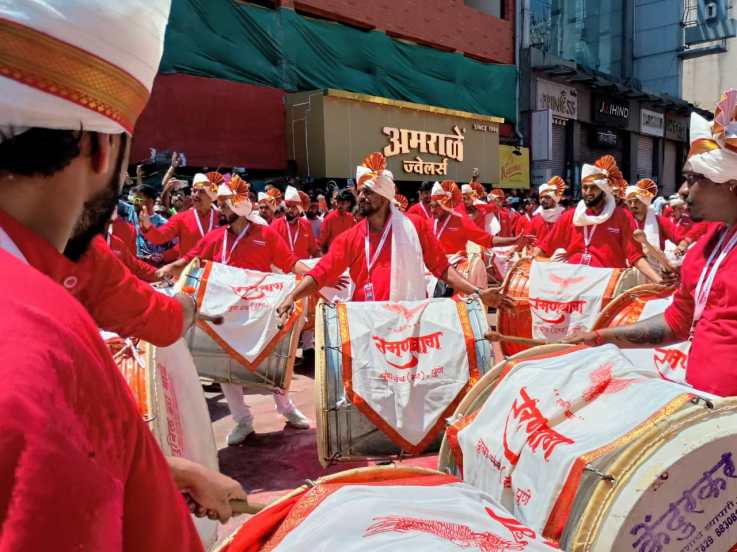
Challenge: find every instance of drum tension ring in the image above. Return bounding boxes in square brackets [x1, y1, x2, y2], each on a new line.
[584, 466, 616, 483]
[690, 396, 715, 409]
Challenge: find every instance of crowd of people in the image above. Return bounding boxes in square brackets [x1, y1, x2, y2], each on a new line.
[3, 1, 737, 551]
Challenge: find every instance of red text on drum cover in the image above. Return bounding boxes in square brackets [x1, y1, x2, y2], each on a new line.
[372, 332, 443, 370]
[230, 281, 284, 301]
[653, 348, 687, 380]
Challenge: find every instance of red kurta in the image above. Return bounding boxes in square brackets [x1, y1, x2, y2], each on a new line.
[433, 213, 493, 255]
[631, 214, 683, 250]
[142, 207, 218, 258]
[515, 213, 533, 236]
[185, 224, 298, 272]
[528, 214, 556, 246]
[319, 210, 355, 251]
[672, 214, 694, 235]
[538, 207, 644, 268]
[0, 211, 183, 347]
[108, 234, 158, 282]
[111, 216, 137, 255]
[493, 206, 517, 237]
[407, 202, 432, 221]
[309, 214, 450, 302]
[467, 203, 495, 231]
[664, 224, 737, 396]
[682, 221, 715, 245]
[270, 217, 319, 259]
[0, 233, 201, 551]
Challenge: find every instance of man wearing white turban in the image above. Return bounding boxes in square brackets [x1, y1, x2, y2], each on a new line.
[528, 176, 567, 246]
[276, 152, 513, 315]
[567, 90, 737, 397]
[533, 155, 661, 282]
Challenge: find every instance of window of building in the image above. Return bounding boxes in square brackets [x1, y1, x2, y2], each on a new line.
[464, 0, 505, 20]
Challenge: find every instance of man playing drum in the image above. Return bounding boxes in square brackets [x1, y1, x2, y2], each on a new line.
[276, 153, 512, 314]
[532, 155, 662, 283]
[528, 177, 567, 247]
[568, 91, 737, 397]
[159, 176, 313, 445]
[407, 180, 434, 220]
[0, 1, 245, 549]
[270, 185, 319, 259]
[625, 179, 683, 252]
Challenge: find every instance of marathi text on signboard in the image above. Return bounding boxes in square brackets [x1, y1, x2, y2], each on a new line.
[383, 126, 466, 176]
[640, 108, 665, 137]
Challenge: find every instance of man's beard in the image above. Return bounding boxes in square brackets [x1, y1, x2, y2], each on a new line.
[358, 201, 376, 217]
[64, 136, 128, 261]
[583, 190, 605, 209]
[219, 212, 239, 226]
[306, 211, 317, 219]
[286, 212, 297, 222]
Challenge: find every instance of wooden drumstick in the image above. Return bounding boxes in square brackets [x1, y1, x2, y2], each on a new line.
[485, 331, 550, 347]
[230, 498, 267, 515]
[632, 230, 675, 273]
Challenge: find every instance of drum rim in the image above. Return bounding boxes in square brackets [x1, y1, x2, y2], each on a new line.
[438, 343, 576, 473]
[314, 299, 330, 467]
[569, 398, 737, 550]
[591, 283, 675, 331]
[496, 256, 533, 357]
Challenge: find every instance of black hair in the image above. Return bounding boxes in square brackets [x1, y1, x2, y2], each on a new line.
[0, 128, 91, 178]
[133, 184, 158, 200]
[337, 189, 356, 208]
[420, 181, 435, 193]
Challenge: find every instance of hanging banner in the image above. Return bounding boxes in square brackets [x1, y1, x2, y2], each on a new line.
[336, 298, 479, 453]
[528, 261, 618, 341]
[447, 345, 693, 538]
[499, 145, 531, 189]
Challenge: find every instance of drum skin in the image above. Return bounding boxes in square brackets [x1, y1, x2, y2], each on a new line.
[496, 258, 638, 357]
[592, 284, 675, 331]
[438, 344, 737, 552]
[315, 299, 493, 467]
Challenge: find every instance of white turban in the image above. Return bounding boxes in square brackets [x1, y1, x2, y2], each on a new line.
[0, 1, 171, 137]
[461, 184, 474, 195]
[684, 107, 737, 184]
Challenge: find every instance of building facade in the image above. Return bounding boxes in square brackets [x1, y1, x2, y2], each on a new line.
[132, 0, 517, 188]
[520, 0, 697, 198]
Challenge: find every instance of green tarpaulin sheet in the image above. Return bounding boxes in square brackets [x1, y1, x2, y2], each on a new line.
[161, 0, 517, 122]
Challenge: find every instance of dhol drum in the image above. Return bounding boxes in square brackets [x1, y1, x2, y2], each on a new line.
[439, 344, 736, 552]
[488, 244, 519, 284]
[315, 297, 494, 466]
[215, 465, 560, 552]
[592, 284, 688, 384]
[431, 250, 487, 298]
[108, 336, 220, 549]
[176, 260, 304, 392]
[496, 258, 640, 356]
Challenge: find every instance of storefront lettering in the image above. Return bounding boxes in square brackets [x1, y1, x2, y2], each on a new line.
[539, 90, 577, 118]
[599, 100, 630, 119]
[383, 125, 466, 162]
[402, 156, 448, 176]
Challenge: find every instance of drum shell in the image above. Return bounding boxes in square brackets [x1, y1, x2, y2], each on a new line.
[592, 284, 675, 330]
[497, 259, 639, 356]
[315, 299, 494, 466]
[438, 344, 737, 551]
[184, 322, 301, 392]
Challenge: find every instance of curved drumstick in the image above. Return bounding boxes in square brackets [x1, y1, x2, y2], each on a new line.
[230, 498, 267, 515]
[485, 330, 550, 347]
[632, 230, 675, 273]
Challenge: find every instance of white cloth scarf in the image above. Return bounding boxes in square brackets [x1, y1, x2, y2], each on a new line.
[641, 206, 660, 250]
[387, 205, 426, 301]
[572, 192, 616, 227]
[534, 205, 565, 224]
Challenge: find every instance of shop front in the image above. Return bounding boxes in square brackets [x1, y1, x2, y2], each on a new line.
[531, 78, 577, 186]
[285, 89, 504, 193]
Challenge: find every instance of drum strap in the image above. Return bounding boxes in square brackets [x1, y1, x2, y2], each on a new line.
[691, 225, 737, 338]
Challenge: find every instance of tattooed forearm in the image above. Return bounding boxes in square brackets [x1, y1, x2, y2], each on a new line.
[598, 314, 679, 349]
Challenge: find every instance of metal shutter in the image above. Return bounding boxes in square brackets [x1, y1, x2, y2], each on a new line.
[637, 135, 654, 179]
[662, 140, 677, 197]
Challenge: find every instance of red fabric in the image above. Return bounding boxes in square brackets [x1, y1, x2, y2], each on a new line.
[662, 205, 673, 218]
[131, 74, 286, 169]
[270, 217, 319, 259]
[0, 211, 184, 347]
[538, 207, 644, 268]
[433, 213, 493, 255]
[672, 214, 694, 235]
[528, 214, 556, 246]
[185, 225, 298, 272]
[407, 202, 432, 220]
[319, 210, 355, 251]
[631, 215, 684, 250]
[494, 206, 517, 237]
[664, 224, 737, 396]
[108, 234, 158, 283]
[683, 221, 713, 244]
[467, 203, 495, 230]
[309, 214, 450, 302]
[515, 213, 533, 236]
[142, 207, 218, 258]
[111, 217, 137, 255]
[0, 229, 201, 551]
